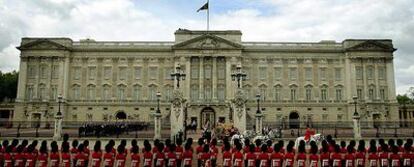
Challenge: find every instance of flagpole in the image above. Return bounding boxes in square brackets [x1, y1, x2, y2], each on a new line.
[207, 0, 209, 31]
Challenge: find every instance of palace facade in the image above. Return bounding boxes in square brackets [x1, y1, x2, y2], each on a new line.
[14, 29, 398, 129]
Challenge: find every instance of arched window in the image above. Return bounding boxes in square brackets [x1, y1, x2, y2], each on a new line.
[289, 85, 298, 101]
[205, 85, 212, 100]
[335, 85, 343, 101]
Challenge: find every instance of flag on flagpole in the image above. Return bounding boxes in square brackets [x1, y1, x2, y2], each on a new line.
[197, 2, 208, 12]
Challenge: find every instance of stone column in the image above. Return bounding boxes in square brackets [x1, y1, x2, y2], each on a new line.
[16, 58, 28, 102]
[353, 114, 362, 139]
[154, 112, 162, 139]
[255, 112, 263, 135]
[53, 113, 63, 140]
[212, 57, 217, 101]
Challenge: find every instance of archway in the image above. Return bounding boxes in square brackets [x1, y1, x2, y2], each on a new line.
[115, 111, 127, 120]
[289, 112, 300, 129]
[200, 107, 215, 130]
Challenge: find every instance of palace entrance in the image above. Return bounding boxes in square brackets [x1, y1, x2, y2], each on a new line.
[116, 111, 127, 120]
[289, 112, 300, 129]
[200, 107, 215, 130]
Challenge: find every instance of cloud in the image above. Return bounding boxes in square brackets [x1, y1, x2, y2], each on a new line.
[0, 0, 413, 94]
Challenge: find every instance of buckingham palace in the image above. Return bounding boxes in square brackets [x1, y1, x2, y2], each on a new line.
[13, 29, 399, 130]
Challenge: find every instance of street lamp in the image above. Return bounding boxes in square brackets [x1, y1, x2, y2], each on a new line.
[171, 64, 186, 88]
[156, 92, 161, 114]
[353, 96, 358, 116]
[57, 95, 63, 116]
[231, 64, 247, 88]
[256, 94, 261, 114]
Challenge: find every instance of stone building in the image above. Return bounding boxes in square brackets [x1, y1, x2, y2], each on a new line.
[13, 29, 399, 129]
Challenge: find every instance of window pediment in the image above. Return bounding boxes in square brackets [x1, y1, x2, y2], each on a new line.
[17, 39, 70, 51]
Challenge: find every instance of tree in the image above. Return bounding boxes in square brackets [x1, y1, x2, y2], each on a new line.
[396, 94, 412, 105]
[0, 71, 19, 102]
[408, 87, 414, 100]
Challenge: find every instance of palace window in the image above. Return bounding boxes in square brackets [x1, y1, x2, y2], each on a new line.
[289, 68, 297, 81]
[72, 85, 81, 100]
[28, 65, 36, 79]
[119, 67, 127, 80]
[133, 85, 142, 101]
[259, 67, 267, 80]
[205, 86, 212, 100]
[40, 65, 47, 79]
[164, 67, 173, 80]
[274, 85, 281, 101]
[274, 67, 282, 80]
[50, 85, 57, 100]
[290, 88, 297, 101]
[149, 67, 158, 80]
[38, 84, 46, 99]
[379, 88, 386, 100]
[191, 85, 199, 100]
[356, 66, 363, 80]
[165, 85, 173, 101]
[357, 88, 363, 100]
[259, 85, 267, 101]
[73, 67, 81, 80]
[51, 65, 59, 79]
[335, 68, 342, 81]
[26, 85, 33, 100]
[320, 86, 328, 101]
[117, 85, 126, 101]
[368, 88, 375, 100]
[102, 85, 111, 100]
[218, 66, 225, 79]
[87, 85, 96, 100]
[135, 67, 142, 80]
[335, 88, 343, 101]
[217, 85, 225, 100]
[367, 66, 374, 79]
[319, 68, 326, 81]
[205, 65, 212, 79]
[88, 67, 96, 80]
[305, 68, 312, 81]
[103, 67, 112, 80]
[378, 67, 386, 80]
[305, 86, 312, 101]
[148, 85, 157, 101]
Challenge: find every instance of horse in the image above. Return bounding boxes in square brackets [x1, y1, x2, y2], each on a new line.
[294, 134, 325, 148]
[230, 133, 245, 146]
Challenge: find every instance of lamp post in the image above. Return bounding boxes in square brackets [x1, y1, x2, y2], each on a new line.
[53, 95, 63, 140]
[231, 64, 247, 88]
[171, 64, 186, 88]
[255, 94, 263, 135]
[154, 92, 162, 139]
[352, 96, 361, 139]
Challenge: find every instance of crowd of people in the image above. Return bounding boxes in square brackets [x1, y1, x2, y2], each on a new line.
[78, 122, 149, 137]
[0, 133, 414, 167]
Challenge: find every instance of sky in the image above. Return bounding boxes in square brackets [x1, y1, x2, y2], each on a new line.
[0, 0, 413, 95]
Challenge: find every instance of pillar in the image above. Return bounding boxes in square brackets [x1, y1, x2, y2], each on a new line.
[255, 112, 263, 135]
[154, 112, 162, 139]
[53, 114, 63, 140]
[353, 115, 362, 139]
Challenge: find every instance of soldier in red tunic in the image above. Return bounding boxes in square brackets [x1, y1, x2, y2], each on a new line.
[103, 144, 115, 167]
[91, 141, 102, 167]
[130, 144, 140, 167]
[142, 145, 153, 167]
[233, 144, 244, 167]
[49, 142, 60, 167]
[61, 143, 71, 167]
